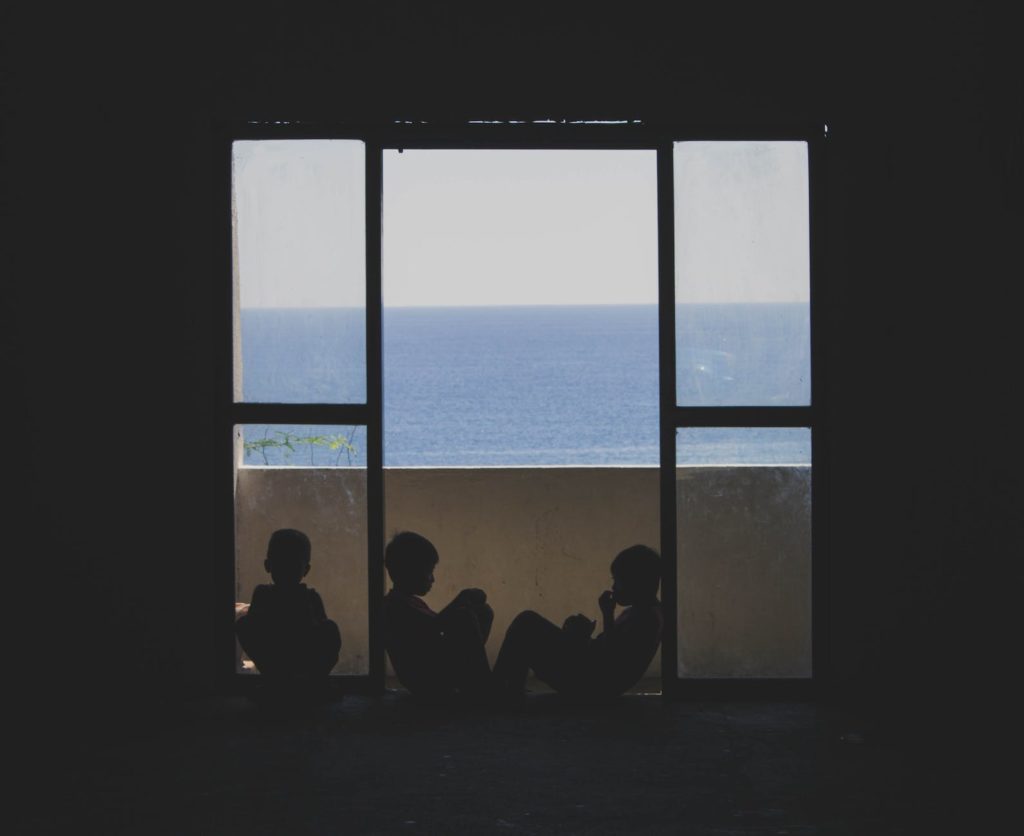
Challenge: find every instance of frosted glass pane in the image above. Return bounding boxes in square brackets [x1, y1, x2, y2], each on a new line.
[233, 140, 366, 403]
[234, 424, 369, 675]
[675, 142, 810, 406]
[677, 428, 812, 678]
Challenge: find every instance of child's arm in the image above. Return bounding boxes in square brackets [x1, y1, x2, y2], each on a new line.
[562, 613, 596, 640]
[246, 585, 270, 617]
[308, 589, 329, 624]
[589, 606, 661, 689]
[598, 590, 616, 635]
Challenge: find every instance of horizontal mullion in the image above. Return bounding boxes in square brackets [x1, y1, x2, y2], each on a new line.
[227, 123, 372, 142]
[671, 406, 813, 428]
[662, 677, 817, 701]
[230, 403, 369, 425]
[232, 674, 376, 697]
[222, 122, 825, 148]
[381, 134, 660, 150]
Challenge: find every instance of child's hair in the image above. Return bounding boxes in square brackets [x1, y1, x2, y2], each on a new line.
[384, 531, 439, 584]
[266, 528, 312, 584]
[611, 545, 661, 600]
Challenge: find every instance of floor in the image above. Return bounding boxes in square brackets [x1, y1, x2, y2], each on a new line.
[17, 691, 976, 835]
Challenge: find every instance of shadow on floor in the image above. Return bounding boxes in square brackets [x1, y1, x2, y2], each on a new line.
[16, 692, 979, 835]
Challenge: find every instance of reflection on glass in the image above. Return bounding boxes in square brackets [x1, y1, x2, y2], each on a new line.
[233, 140, 366, 404]
[238, 424, 367, 468]
[234, 424, 369, 675]
[674, 142, 810, 406]
[676, 427, 811, 678]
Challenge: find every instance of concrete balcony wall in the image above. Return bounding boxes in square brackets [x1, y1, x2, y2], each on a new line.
[236, 466, 811, 680]
[383, 468, 662, 680]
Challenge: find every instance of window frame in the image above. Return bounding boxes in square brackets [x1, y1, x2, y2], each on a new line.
[216, 121, 828, 699]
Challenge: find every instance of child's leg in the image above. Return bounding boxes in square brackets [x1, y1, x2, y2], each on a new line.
[311, 620, 342, 676]
[235, 614, 275, 674]
[492, 610, 573, 694]
[471, 601, 494, 643]
[440, 604, 494, 697]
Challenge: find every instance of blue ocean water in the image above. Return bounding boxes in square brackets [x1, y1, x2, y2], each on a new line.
[239, 305, 811, 466]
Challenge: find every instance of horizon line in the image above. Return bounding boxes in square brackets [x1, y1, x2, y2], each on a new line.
[239, 300, 808, 310]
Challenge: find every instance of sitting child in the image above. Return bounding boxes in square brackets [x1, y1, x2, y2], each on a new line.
[492, 544, 663, 702]
[382, 531, 494, 703]
[235, 528, 341, 696]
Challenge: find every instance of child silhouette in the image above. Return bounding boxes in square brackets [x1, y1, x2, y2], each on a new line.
[492, 544, 663, 703]
[382, 531, 494, 704]
[235, 528, 341, 700]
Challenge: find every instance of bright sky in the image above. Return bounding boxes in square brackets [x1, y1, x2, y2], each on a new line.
[383, 149, 657, 307]
[233, 140, 808, 308]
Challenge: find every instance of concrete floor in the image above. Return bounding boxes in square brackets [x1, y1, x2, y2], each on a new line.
[16, 692, 979, 835]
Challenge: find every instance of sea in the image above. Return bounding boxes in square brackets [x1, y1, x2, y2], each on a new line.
[239, 304, 812, 467]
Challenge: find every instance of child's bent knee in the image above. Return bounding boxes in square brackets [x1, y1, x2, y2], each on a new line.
[510, 610, 544, 630]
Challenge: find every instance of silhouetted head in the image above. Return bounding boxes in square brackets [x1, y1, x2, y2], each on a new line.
[264, 528, 312, 586]
[610, 545, 661, 605]
[385, 531, 438, 596]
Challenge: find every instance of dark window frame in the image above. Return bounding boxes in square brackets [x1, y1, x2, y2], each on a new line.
[215, 121, 828, 699]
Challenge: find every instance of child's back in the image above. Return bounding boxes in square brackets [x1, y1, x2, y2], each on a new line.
[236, 529, 341, 684]
[249, 581, 325, 630]
[585, 599, 663, 696]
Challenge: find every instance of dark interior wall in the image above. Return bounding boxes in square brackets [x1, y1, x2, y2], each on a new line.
[4, 3, 1020, 730]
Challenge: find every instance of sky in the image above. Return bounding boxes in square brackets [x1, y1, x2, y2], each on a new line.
[233, 140, 808, 308]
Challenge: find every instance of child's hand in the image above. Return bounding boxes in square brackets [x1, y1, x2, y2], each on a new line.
[234, 602, 250, 619]
[598, 590, 616, 618]
[562, 613, 596, 638]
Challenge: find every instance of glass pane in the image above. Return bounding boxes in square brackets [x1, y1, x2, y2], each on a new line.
[234, 424, 368, 675]
[677, 427, 812, 677]
[238, 424, 367, 468]
[674, 141, 810, 406]
[382, 149, 659, 465]
[233, 140, 366, 403]
[677, 426, 811, 466]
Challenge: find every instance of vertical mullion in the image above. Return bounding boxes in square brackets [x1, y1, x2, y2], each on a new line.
[365, 140, 385, 693]
[657, 141, 678, 697]
[808, 128, 829, 694]
[217, 131, 239, 690]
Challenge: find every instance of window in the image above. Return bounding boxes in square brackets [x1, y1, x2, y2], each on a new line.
[219, 123, 826, 697]
[669, 141, 816, 689]
[226, 138, 381, 688]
